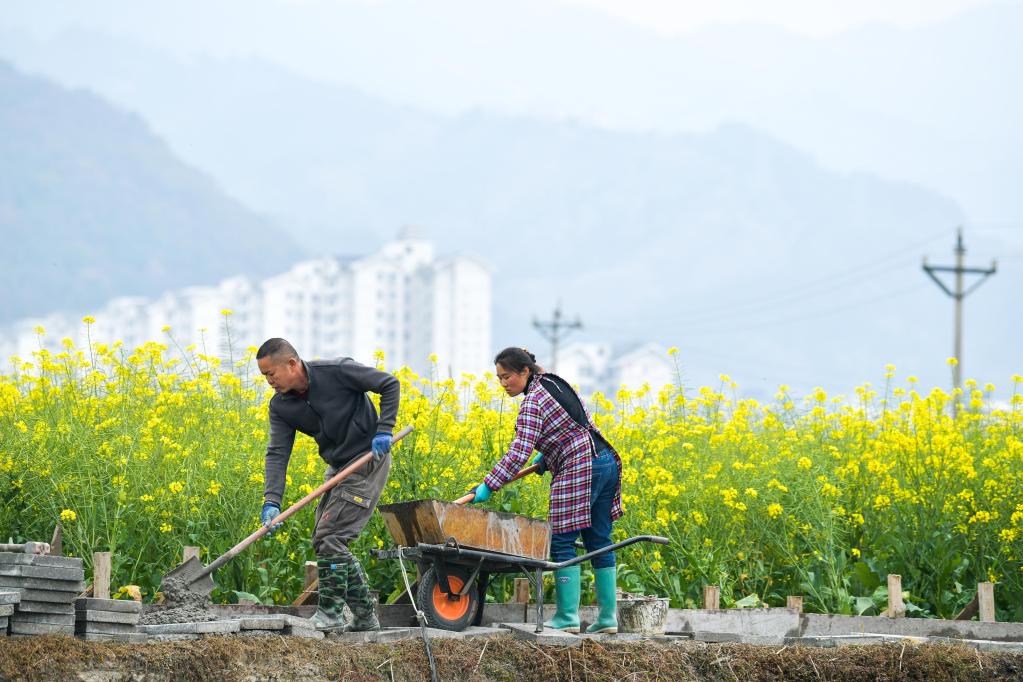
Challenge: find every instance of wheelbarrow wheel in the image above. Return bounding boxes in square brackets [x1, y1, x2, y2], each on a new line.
[416, 566, 479, 631]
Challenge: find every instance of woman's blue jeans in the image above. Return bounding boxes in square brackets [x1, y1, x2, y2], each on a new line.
[549, 447, 620, 569]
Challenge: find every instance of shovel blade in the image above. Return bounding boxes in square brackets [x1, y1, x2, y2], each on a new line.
[160, 555, 216, 600]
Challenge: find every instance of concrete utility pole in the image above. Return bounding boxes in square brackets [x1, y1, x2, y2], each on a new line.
[922, 227, 997, 391]
[532, 302, 582, 374]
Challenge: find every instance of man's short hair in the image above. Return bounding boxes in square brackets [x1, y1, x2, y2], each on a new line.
[256, 338, 299, 361]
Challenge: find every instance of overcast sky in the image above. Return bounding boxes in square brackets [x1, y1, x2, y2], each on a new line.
[562, 0, 996, 35]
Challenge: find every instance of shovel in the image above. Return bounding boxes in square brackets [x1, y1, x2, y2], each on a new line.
[161, 424, 413, 600]
[452, 462, 541, 504]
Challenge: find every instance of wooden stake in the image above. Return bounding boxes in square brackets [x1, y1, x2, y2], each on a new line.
[887, 574, 905, 618]
[955, 594, 979, 621]
[50, 522, 62, 557]
[514, 578, 531, 604]
[93, 551, 112, 600]
[293, 561, 320, 606]
[978, 582, 996, 622]
[183, 546, 200, 562]
[703, 585, 720, 610]
[786, 596, 803, 612]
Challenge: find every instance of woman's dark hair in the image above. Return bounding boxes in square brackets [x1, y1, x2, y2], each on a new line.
[494, 347, 544, 375]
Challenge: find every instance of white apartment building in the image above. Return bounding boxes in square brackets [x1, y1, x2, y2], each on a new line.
[557, 342, 676, 398]
[0, 230, 492, 378]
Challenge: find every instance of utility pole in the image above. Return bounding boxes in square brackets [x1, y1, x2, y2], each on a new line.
[532, 302, 582, 374]
[922, 227, 997, 391]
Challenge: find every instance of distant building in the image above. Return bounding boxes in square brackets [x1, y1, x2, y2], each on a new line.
[0, 229, 492, 377]
[556, 341, 675, 397]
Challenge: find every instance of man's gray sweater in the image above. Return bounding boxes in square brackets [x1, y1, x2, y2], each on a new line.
[263, 358, 400, 507]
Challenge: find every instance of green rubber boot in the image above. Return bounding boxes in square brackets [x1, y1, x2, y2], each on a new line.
[309, 558, 348, 631]
[543, 566, 581, 633]
[339, 557, 380, 632]
[585, 566, 618, 634]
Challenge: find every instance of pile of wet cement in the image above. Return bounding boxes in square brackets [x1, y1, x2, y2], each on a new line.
[139, 575, 220, 625]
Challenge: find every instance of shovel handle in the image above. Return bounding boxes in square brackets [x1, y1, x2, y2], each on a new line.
[453, 462, 542, 505]
[199, 424, 413, 580]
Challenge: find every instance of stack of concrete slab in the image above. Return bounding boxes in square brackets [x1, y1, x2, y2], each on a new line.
[0, 552, 84, 636]
[75, 598, 147, 642]
[0, 590, 20, 634]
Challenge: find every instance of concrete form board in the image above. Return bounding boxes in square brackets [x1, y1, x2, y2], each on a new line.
[76, 609, 140, 625]
[141, 620, 241, 635]
[76, 598, 141, 614]
[0, 565, 85, 581]
[0, 553, 83, 569]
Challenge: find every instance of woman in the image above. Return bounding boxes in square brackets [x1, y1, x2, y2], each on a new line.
[472, 347, 623, 634]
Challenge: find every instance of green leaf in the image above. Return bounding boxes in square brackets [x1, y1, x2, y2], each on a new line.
[734, 593, 761, 608]
[854, 596, 875, 615]
[232, 590, 261, 604]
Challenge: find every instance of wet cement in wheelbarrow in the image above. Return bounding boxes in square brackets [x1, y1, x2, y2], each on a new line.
[139, 575, 219, 624]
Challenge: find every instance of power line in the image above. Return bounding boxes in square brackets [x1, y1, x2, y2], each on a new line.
[532, 302, 582, 373]
[618, 227, 955, 327]
[922, 227, 997, 392]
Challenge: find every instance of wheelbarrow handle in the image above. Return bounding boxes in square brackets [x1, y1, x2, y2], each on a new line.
[452, 463, 542, 505]
[199, 425, 414, 580]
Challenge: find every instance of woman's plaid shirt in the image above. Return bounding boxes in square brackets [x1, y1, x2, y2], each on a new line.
[484, 373, 623, 533]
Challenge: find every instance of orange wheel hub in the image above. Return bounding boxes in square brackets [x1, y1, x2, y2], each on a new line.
[432, 576, 469, 621]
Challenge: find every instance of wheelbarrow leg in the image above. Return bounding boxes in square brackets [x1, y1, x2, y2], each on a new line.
[534, 567, 544, 634]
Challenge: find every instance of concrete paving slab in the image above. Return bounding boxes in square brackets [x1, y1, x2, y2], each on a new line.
[76, 610, 139, 625]
[288, 627, 325, 639]
[0, 564, 85, 581]
[236, 616, 287, 630]
[579, 632, 650, 642]
[146, 633, 200, 641]
[233, 614, 316, 631]
[238, 630, 281, 638]
[6, 588, 78, 604]
[75, 598, 141, 614]
[0, 553, 83, 569]
[799, 613, 1023, 643]
[12, 611, 76, 626]
[669, 608, 801, 641]
[9, 621, 75, 636]
[327, 628, 410, 643]
[79, 633, 150, 643]
[500, 622, 582, 647]
[76, 622, 141, 636]
[0, 576, 86, 593]
[15, 600, 74, 614]
[0, 604, 13, 617]
[0, 591, 21, 605]
[462, 626, 511, 639]
[141, 620, 241, 635]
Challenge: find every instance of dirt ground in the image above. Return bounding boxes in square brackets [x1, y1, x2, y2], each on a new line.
[1, 635, 1021, 681]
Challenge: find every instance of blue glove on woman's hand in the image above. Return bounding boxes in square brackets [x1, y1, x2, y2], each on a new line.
[471, 483, 492, 503]
[372, 432, 393, 461]
[261, 502, 281, 536]
[530, 452, 547, 475]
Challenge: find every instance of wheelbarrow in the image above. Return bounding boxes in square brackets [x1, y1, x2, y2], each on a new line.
[374, 498, 669, 632]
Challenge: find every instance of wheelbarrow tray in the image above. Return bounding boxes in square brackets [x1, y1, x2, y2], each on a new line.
[378, 499, 551, 561]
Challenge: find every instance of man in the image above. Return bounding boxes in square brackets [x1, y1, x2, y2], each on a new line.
[256, 338, 400, 632]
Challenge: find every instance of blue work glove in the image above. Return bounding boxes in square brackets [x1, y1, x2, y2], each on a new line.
[260, 502, 281, 536]
[371, 432, 393, 461]
[531, 452, 547, 475]
[471, 483, 492, 504]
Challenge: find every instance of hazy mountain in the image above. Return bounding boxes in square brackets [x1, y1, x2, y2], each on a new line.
[1, 0, 1019, 225]
[0, 60, 305, 323]
[3, 39, 1011, 393]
